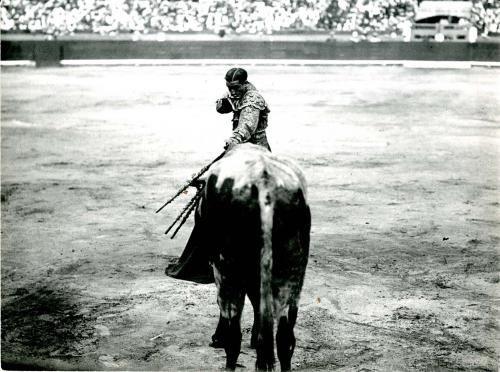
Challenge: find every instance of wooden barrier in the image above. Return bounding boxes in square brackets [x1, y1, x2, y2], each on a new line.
[1, 36, 499, 67]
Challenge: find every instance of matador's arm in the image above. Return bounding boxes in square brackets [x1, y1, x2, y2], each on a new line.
[225, 106, 260, 149]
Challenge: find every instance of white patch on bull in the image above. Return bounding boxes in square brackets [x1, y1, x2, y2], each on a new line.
[213, 264, 222, 287]
[209, 144, 307, 199]
[274, 285, 293, 319]
[213, 265, 229, 318]
[259, 186, 274, 322]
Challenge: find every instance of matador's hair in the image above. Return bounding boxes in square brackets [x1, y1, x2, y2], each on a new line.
[225, 67, 248, 84]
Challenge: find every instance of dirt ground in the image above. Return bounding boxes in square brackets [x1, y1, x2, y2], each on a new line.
[1, 65, 499, 371]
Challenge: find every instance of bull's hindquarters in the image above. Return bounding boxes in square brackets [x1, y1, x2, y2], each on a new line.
[202, 144, 310, 371]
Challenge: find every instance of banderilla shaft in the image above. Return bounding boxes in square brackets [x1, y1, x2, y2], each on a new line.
[164, 188, 202, 235]
[155, 151, 225, 214]
[170, 190, 203, 239]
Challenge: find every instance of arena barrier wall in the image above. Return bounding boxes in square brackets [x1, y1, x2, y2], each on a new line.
[1, 37, 499, 67]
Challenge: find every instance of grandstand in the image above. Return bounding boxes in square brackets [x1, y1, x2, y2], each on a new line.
[1, 0, 499, 38]
[1, 0, 499, 66]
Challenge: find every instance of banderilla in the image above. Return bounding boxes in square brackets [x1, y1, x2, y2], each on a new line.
[169, 190, 204, 239]
[164, 187, 203, 237]
[155, 151, 225, 214]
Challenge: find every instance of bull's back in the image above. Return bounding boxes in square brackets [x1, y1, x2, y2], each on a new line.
[207, 144, 307, 197]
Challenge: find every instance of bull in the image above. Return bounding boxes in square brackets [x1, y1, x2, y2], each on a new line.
[198, 143, 311, 371]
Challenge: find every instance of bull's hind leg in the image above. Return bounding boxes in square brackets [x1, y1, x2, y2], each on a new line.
[246, 286, 260, 349]
[214, 268, 245, 370]
[276, 304, 298, 372]
[210, 314, 226, 348]
[220, 295, 245, 370]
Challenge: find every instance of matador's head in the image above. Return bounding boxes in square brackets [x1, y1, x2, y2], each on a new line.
[225, 67, 248, 100]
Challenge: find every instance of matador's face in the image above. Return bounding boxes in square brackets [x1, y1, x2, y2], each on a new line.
[226, 81, 245, 100]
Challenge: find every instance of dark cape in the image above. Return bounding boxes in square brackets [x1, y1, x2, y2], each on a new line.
[165, 202, 215, 284]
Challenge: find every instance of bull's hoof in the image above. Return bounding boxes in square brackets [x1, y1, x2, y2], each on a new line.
[209, 337, 225, 348]
[255, 366, 274, 372]
[224, 363, 245, 371]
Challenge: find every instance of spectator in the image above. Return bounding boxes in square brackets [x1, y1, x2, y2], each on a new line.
[1, 0, 498, 38]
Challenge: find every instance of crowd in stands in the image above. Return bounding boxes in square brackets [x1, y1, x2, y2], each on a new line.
[471, 0, 500, 35]
[317, 0, 415, 37]
[1, 0, 499, 37]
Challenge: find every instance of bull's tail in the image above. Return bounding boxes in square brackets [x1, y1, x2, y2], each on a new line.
[256, 171, 275, 371]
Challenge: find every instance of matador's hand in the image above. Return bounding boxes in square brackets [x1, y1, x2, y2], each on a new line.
[224, 138, 238, 151]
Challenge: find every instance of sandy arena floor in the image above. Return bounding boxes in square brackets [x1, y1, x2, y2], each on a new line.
[1, 65, 499, 371]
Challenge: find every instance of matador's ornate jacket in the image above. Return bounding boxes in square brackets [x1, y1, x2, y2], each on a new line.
[216, 82, 271, 151]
